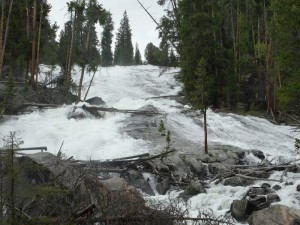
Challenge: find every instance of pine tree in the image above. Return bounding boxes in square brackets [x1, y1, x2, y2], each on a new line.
[133, 43, 142, 65]
[101, 12, 114, 67]
[114, 11, 134, 66]
[144, 42, 161, 65]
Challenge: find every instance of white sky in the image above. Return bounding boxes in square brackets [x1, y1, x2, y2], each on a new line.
[48, 0, 166, 58]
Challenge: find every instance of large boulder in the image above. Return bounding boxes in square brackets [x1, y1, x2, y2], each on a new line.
[181, 155, 205, 176]
[231, 199, 251, 222]
[123, 170, 155, 196]
[85, 96, 106, 106]
[248, 205, 300, 225]
[184, 181, 206, 196]
[156, 179, 170, 195]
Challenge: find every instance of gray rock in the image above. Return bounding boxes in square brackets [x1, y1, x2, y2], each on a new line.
[85, 96, 106, 106]
[156, 179, 170, 195]
[184, 181, 206, 196]
[182, 155, 205, 175]
[261, 183, 271, 189]
[267, 193, 281, 203]
[223, 177, 254, 187]
[248, 205, 300, 225]
[249, 195, 270, 211]
[230, 199, 250, 222]
[208, 162, 228, 174]
[124, 170, 155, 196]
[137, 104, 159, 113]
[249, 150, 265, 160]
[67, 108, 88, 120]
[297, 184, 300, 192]
[272, 185, 282, 191]
[248, 187, 270, 197]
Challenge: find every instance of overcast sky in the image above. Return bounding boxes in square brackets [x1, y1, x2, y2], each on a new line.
[48, 0, 166, 58]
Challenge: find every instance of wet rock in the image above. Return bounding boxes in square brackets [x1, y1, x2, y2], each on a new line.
[123, 170, 155, 196]
[285, 181, 294, 186]
[248, 187, 270, 197]
[249, 150, 265, 161]
[67, 107, 89, 120]
[223, 177, 254, 187]
[137, 104, 159, 114]
[272, 184, 282, 191]
[156, 179, 170, 195]
[296, 184, 300, 192]
[85, 96, 106, 106]
[249, 195, 270, 211]
[267, 193, 281, 203]
[184, 181, 206, 196]
[261, 183, 271, 189]
[230, 199, 251, 222]
[208, 162, 228, 174]
[182, 155, 205, 175]
[248, 205, 300, 225]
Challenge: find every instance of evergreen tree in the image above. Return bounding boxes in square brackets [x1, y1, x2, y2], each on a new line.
[144, 42, 162, 66]
[101, 12, 114, 67]
[1, 0, 56, 80]
[133, 43, 142, 65]
[114, 11, 133, 66]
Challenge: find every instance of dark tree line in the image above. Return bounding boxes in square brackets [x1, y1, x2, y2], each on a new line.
[0, 1, 146, 106]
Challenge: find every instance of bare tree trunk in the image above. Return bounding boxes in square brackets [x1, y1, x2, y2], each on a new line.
[25, 1, 30, 80]
[84, 68, 98, 101]
[35, 2, 43, 85]
[66, 9, 75, 86]
[31, 0, 37, 88]
[204, 107, 208, 154]
[10, 136, 15, 221]
[0, 0, 13, 79]
[0, 0, 4, 72]
[264, 0, 271, 113]
[77, 19, 91, 102]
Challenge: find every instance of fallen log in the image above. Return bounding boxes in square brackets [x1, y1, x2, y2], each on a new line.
[235, 174, 281, 182]
[80, 105, 161, 116]
[0, 146, 47, 152]
[145, 94, 185, 100]
[22, 102, 61, 108]
[112, 153, 150, 161]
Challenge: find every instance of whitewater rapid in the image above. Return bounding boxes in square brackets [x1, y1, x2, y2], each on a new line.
[1, 65, 299, 221]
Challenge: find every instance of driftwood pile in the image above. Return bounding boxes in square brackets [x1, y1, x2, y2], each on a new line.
[212, 159, 300, 185]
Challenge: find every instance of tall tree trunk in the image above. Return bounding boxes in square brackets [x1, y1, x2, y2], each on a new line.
[264, 0, 271, 113]
[25, 0, 30, 80]
[77, 22, 91, 102]
[204, 107, 208, 154]
[10, 136, 15, 222]
[77, 65, 85, 103]
[31, 0, 37, 88]
[0, 0, 4, 72]
[0, 0, 13, 79]
[35, 2, 43, 85]
[66, 9, 75, 86]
